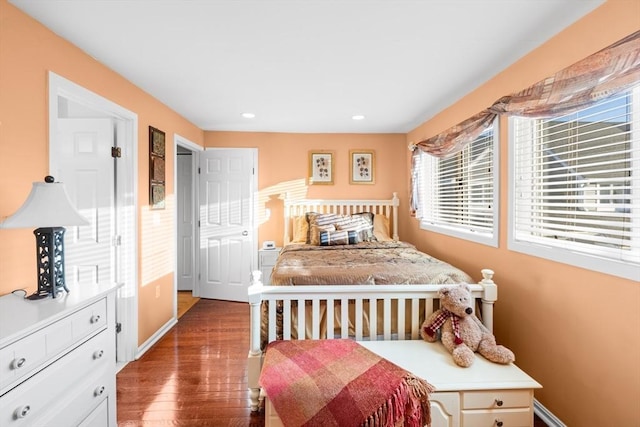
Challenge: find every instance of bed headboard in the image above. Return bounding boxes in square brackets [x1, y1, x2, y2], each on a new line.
[283, 192, 400, 244]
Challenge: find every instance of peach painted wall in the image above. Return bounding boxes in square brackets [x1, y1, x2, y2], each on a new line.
[405, 1, 640, 425]
[0, 1, 204, 346]
[204, 132, 408, 246]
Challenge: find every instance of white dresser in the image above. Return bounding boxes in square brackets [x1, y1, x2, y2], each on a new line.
[258, 248, 281, 285]
[0, 284, 119, 427]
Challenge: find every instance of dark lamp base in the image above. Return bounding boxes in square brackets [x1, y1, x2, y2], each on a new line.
[33, 226, 70, 299]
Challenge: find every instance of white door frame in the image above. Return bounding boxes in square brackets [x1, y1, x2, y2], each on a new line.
[173, 134, 203, 312]
[48, 71, 139, 363]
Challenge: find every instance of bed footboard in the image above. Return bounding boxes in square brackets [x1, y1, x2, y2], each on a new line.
[246, 269, 498, 412]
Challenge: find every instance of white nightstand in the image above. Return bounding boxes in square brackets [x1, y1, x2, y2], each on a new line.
[259, 248, 282, 285]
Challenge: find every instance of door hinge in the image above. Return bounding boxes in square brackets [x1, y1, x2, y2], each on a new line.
[115, 322, 122, 333]
[198, 167, 201, 174]
[111, 147, 122, 158]
[113, 235, 122, 247]
[198, 220, 201, 227]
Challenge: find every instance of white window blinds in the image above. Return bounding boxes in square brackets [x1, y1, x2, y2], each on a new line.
[417, 124, 497, 246]
[511, 87, 640, 278]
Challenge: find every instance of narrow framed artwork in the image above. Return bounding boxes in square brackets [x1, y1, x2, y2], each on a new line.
[150, 183, 166, 210]
[149, 126, 166, 209]
[350, 149, 375, 184]
[308, 151, 334, 185]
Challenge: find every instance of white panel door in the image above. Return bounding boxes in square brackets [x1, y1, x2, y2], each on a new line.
[51, 119, 115, 287]
[177, 152, 195, 291]
[199, 148, 254, 302]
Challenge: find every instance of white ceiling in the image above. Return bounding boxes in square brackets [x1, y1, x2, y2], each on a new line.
[12, 0, 603, 134]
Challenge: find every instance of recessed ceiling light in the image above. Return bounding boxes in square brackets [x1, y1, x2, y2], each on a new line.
[241, 112, 256, 119]
[352, 115, 365, 121]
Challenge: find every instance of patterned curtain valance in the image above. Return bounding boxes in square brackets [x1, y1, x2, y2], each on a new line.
[412, 30, 640, 159]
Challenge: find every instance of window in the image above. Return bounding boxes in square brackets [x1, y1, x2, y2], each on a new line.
[415, 122, 498, 246]
[509, 87, 640, 280]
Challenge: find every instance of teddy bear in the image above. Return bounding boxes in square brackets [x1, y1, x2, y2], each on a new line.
[420, 283, 515, 368]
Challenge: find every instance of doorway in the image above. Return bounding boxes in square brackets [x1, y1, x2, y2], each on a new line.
[48, 72, 138, 364]
[174, 143, 258, 304]
[174, 135, 201, 320]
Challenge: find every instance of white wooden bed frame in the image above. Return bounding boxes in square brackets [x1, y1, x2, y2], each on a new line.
[248, 195, 541, 426]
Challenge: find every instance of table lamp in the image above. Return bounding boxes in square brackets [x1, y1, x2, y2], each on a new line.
[0, 176, 89, 300]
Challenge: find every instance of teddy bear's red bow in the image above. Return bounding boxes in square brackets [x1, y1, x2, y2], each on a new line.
[423, 308, 463, 345]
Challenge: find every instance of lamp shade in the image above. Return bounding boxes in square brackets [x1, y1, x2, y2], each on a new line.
[0, 178, 89, 228]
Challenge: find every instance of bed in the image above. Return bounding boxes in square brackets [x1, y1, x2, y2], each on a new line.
[247, 195, 541, 426]
[260, 194, 474, 346]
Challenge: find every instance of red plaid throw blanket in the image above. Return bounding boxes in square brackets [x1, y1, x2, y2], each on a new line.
[259, 340, 434, 427]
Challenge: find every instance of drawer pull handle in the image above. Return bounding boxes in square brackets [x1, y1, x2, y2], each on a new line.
[11, 357, 26, 370]
[94, 386, 105, 397]
[93, 350, 104, 360]
[14, 405, 31, 419]
[90, 315, 101, 324]
[496, 420, 503, 427]
[495, 398, 504, 407]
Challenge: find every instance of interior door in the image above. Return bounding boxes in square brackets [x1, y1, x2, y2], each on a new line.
[51, 118, 115, 287]
[199, 148, 255, 302]
[177, 150, 195, 291]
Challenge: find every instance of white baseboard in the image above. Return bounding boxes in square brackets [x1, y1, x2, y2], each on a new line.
[135, 317, 178, 359]
[534, 398, 566, 427]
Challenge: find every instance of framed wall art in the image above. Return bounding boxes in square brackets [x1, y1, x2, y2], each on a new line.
[308, 151, 334, 185]
[149, 126, 166, 209]
[350, 149, 375, 184]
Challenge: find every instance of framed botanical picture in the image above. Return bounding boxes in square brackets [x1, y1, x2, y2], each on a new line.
[151, 156, 165, 182]
[308, 151, 334, 185]
[150, 183, 166, 210]
[350, 149, 375, 184]
[150, 126, 165, 156]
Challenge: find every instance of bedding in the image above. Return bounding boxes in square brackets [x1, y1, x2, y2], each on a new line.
[259, 339, 433, 427]
[271, 241, 473, 286]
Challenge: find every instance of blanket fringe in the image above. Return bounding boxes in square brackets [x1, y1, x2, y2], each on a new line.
[361, 374, 434, 427]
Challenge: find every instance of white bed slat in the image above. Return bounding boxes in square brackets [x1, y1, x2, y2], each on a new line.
[326, 299, 334, 339]
[411, 298, 420, 340]
[369, 298, 377, 341]
[355, 299, 363, 341]
[297, 299, 305, 340]
[341, 299, 349, 338]
[383, 299, 392, 340]
[397, 298, 405, 340]
[283, 301, 291, 340]
[268, 301, 277, 343]
[312, 299, 320, 339]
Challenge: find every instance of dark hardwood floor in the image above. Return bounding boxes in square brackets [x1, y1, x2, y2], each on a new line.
[117, 299, 547, 426]
[117, 299, 264, 426]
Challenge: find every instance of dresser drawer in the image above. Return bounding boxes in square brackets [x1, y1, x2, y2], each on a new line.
[0, 297, 107, 394]
[462, 389, 532, 410]
[0, 330, 110, 426]
[462, 408, 532, 426]
[78, 397, 110, 427]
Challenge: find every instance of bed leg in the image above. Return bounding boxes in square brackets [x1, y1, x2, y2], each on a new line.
[249, 387, 261, 412]
[248, 271, 265, 412]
